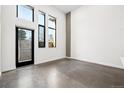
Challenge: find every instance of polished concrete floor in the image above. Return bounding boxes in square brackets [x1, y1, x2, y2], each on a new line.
[0, 58, 124, 88]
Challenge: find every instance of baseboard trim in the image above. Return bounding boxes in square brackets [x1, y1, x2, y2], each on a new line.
[2, 67, 16, 73]
[35, 57, 66, 65]
[65, 56, 71, 59]
[68, 57, 124, 70]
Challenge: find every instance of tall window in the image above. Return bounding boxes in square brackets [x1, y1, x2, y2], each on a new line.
[17, 5, 34, 22]
[38, 11, 45, 48]
[48, 15, 56, 48]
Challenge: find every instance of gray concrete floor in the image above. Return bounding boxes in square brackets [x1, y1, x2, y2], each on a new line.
[0, 58, 124, 88]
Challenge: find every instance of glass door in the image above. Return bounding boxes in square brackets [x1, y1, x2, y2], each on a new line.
[16, 27, 34, 67]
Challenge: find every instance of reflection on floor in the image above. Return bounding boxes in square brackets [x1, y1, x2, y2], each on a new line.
[0, 58, 124, 88]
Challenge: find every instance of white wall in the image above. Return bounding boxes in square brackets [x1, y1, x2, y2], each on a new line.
[71, 6, 124, 69]
[1, 5, 66, 72]
[0, 5, 1, 76]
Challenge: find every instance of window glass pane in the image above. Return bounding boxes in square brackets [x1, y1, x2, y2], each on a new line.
[38, 26, 45, 47]
[48, 28, 56, 48]
[18, 28, 32, 62]
[48, 16, 56, 29]
[17, 5, 33, 22]
[38, 12, 45, 25]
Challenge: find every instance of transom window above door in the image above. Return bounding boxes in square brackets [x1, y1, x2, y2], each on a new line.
[17, 5, 34, 22]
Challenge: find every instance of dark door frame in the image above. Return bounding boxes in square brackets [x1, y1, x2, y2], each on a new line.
[16, 27, 34, 67]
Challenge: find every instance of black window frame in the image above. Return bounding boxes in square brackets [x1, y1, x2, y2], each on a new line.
[38, 11, 46, 48]
[16, 5, 34, 22]
[16, 26, 34, 67]
[48, 15, 56, 48]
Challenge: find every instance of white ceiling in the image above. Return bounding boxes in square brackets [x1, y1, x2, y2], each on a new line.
[53, 5, 81, 14]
